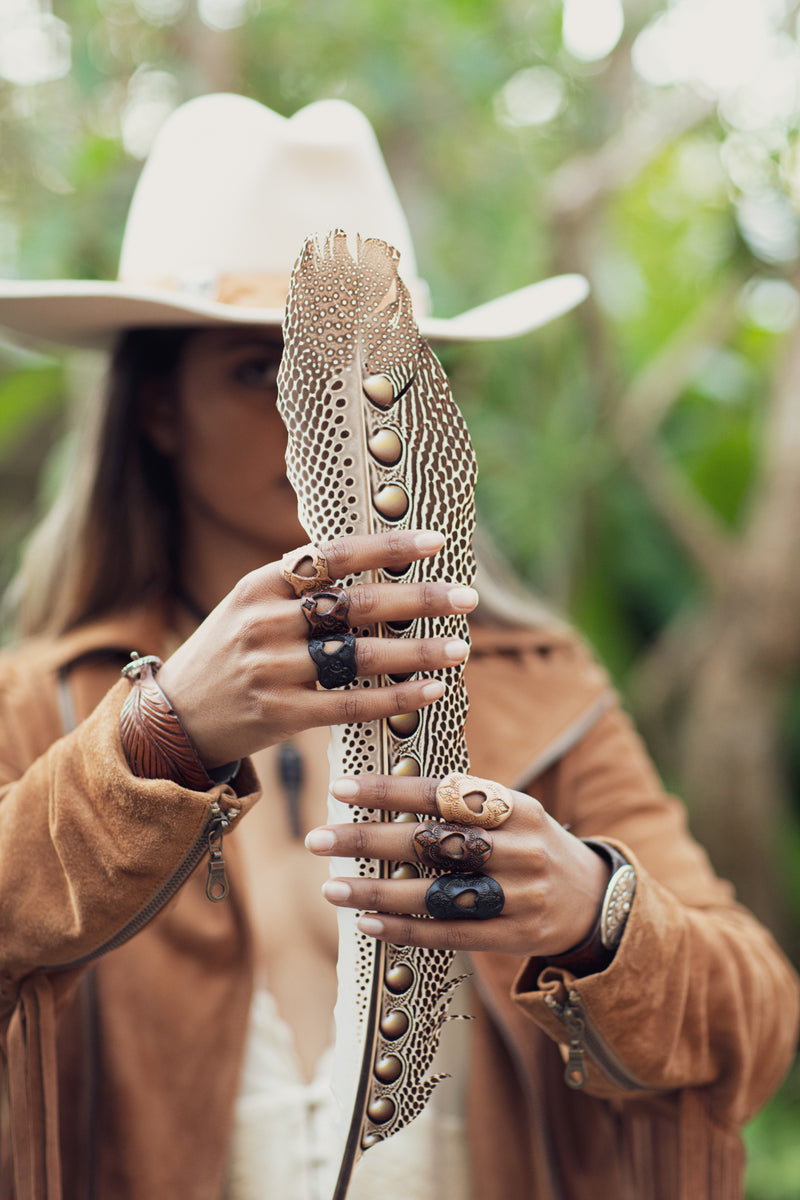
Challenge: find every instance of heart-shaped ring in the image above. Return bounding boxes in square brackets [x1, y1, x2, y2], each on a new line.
[434, 773, 513, 831]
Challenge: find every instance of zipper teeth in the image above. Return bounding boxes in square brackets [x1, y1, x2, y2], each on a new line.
[579, 1016, 643, 1090]
[556, 990, 657, 1092]
[49, 809, 222, 973]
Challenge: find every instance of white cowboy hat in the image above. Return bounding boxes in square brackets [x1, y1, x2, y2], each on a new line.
[0, 93, 588, 348]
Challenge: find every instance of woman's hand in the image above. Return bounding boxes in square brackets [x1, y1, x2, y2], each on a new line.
[307, 774, 610, 959]
[156, 530, 475, 767]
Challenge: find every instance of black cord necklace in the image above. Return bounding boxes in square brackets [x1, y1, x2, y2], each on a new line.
[277, 739, 304, 840]
[173, 584, 306, 839]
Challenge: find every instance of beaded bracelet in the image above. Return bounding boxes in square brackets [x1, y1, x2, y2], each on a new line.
[120, 652, 239, 790]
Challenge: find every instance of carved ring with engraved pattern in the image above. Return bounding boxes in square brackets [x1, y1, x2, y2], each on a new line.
[434, 773, 514, 831]
[425, 873, 505, 921]
[300, 587, 351, 637]
[280, 543, 333, 597]
[412, 821, 493, 873]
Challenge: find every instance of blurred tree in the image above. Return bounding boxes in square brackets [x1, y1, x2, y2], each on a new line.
[543, 28, 800, 940]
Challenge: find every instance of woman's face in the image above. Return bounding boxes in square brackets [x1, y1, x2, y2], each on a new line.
[150, 327, 306, 564]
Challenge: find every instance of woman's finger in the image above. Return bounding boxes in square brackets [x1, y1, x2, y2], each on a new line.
[329, 774, 440, 815]
[328, 776, 538, 835]
[341, 580, 479, 626]
[354, 912, 508, 953]
[311, 530, 446, 579]
[305, 820, 414, 860]
[306, 817, 496, 876]
[284, 579, 478, 634]
[237, 567, 478, 626]
[294, 676, 445, 731]
[322, 876, 428, 915]
[322, 873, 516, 921]
[267, 529, 448, 597]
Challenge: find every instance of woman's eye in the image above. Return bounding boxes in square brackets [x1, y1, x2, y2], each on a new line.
[233, 357, 280, 389]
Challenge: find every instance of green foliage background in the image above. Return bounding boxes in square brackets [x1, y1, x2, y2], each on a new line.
[1, 1, 799, 1193]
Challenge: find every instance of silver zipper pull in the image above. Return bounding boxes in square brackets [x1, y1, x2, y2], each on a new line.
[206, 806, 230, 902]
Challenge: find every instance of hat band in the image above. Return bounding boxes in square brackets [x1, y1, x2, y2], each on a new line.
[216, 271, 292, 308]
[139, 267, 431, 318]
[142, 270, 291, 310]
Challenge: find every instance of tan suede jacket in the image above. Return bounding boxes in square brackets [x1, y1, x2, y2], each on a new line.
[0, 606, 797, 1200]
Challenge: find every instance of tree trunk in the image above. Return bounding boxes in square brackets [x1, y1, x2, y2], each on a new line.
[679, 591, 792, 942]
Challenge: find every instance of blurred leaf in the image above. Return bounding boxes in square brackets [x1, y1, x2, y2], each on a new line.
[0, 363, 64, 450]
[745, 1058, 800, 1200]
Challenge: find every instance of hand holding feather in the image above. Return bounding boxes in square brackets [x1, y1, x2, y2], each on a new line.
[155, 531, 475, 766]
[309, 773, 612, 958]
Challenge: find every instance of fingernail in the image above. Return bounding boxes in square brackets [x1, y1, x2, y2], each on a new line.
[358, 916, 385, 936]
[422, 680, 444, 701]
[305, 828, 335, 852]
[448, 586, 479, 612]
[331, 777, 359, 799]
[413, 531, 444, 552]
[444, 638, 470, 661]
[322, 880, 351, 902]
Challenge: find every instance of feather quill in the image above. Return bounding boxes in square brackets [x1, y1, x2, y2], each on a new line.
[276, 231, 477, 1199]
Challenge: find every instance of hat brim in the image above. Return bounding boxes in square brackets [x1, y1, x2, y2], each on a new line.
[0, 274, 588, 350]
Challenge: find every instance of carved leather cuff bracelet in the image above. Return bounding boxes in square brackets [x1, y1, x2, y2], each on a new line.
[545, 839, 636, 977]
[120, 652, 239, 790]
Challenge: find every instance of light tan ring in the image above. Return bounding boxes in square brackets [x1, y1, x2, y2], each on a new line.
[434, 773, 514, 831]
[280, 544, 334, 597]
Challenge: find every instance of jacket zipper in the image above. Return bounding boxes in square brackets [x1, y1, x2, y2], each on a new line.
[546, 988, 653, 1092]
[51, 800, 237, 973]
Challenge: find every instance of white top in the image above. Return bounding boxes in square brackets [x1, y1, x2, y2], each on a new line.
[224, 987, 471, 1200]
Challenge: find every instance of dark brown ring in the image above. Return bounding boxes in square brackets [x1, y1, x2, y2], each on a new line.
[412, 821, 493, 874]
[301, 587, 351, 637]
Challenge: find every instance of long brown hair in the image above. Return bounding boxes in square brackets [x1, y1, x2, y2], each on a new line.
[8, 328, 194, 638]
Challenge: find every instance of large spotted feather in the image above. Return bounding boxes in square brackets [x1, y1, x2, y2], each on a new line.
[276, 232, 477, 1199]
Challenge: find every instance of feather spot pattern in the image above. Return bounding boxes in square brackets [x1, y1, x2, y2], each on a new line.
[277, 231, 477, 1197]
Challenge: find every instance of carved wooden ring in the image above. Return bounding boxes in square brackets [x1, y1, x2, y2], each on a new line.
[425, 874, 505, 921]
[412, 821, 493, 873]
[280, 543, 334, 597]
[301, 587, 351, 637]
[434, 773, 514, 830]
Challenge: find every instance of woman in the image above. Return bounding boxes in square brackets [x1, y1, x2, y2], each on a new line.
[0, 94, 797, 1200]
